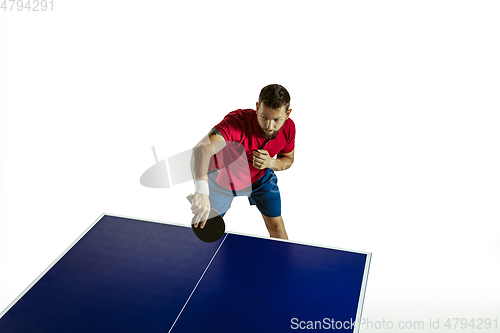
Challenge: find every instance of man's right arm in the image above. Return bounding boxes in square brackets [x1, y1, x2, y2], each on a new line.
[190, 128, 226, 227]
[191, 128, 226, 182]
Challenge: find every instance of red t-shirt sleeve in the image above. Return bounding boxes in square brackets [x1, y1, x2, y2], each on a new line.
[213, 110, 244, 143]
[281, 118, 296, 154]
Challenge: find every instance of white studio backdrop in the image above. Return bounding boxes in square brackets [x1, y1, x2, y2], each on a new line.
[1, 1, 500, 332]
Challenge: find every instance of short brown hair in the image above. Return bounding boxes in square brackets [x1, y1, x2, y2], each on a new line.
[258, 84, 290, 111]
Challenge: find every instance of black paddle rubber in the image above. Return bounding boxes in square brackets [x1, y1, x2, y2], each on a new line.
[191, 209, 225, 243]
[187, 194, 225, 243]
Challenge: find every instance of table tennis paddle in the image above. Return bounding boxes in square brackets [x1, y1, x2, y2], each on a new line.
[186, 194, 225, 243]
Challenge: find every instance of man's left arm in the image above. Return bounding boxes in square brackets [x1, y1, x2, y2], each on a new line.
[252, 149, 294, 171]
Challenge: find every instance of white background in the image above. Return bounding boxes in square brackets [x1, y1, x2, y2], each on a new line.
[1, 1, 499, 332]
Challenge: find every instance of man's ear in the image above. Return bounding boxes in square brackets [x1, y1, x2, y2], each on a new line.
[255, 102, 260, 111]
[286, 108, 292, 118]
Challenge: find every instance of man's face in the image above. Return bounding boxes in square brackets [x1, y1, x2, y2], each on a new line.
[255, 102, 292, 139]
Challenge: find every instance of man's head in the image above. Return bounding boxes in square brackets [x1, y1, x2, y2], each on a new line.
[256, 84, 292, 139]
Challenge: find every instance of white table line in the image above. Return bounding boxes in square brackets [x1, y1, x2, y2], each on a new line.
[167, 233, 229, 333]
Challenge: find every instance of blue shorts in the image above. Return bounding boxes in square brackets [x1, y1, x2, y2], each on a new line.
[207, 168, 281, 218]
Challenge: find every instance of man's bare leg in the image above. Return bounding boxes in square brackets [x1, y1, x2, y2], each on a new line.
[262, 215, 288, 240]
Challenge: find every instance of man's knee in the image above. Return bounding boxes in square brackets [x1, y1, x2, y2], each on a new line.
[263, 215, 283, 229]
[262, 215, 288, 240]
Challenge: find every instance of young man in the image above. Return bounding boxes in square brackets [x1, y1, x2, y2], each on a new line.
[190, 84, 295, 239]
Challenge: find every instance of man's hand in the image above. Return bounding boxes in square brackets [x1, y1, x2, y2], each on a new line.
[191, 193, 211, 228]
[252, 149, 273, 170]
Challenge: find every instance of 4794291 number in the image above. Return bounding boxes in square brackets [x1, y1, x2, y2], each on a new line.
[445, 318, 498, 330]
[1, 0, 53, 11]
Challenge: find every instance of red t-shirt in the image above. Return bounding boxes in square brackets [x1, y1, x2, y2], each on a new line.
[209, 109, 296, 190]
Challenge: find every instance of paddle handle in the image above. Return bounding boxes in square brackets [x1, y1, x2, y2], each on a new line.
[186, 194, 194, 204]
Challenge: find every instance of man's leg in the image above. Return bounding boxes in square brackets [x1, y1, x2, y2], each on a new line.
[262, 214, 288, 240]
[247, 169, 287, 238]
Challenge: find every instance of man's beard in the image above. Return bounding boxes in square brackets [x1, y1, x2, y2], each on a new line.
[258, 125, 281, 139]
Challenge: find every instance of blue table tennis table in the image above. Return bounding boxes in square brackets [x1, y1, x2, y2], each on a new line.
[0, 214, 371, 332]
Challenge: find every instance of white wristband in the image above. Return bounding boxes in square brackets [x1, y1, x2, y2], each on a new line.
[194, 180, 209, 196]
